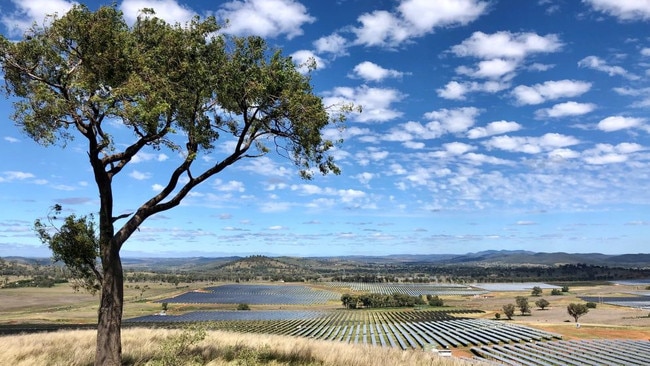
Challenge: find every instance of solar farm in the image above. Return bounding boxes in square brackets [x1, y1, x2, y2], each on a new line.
[125, 282, 650, 365]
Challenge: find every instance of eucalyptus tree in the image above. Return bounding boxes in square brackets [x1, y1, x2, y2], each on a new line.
[0, 5, 348, 365]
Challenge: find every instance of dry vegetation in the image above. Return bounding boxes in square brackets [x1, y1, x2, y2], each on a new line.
[0, 328, 472, 366]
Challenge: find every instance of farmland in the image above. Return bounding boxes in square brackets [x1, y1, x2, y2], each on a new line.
[3, 255, 650, 365]
[118, 281, 650, 364]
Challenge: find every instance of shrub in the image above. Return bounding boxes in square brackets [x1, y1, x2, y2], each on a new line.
[586, 302, 597, 309]
[494, 312, 501, 320]
[156, 324, 207, 366]
[237, 303, 251, 310]
[551, 288, 562, 295]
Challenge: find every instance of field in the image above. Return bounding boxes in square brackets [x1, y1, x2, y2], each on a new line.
[2, 280, 650, 365]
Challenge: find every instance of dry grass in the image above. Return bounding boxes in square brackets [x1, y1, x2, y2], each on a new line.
[0, 328, 472, 366]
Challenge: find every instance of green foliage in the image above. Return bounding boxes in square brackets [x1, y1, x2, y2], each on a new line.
[551, 288, 562, 295]
[236, 303, 251, 310]
[1, 5, 350, 363]
[502, 304, 515, 319]
[515, 296, 530, 315]
[494, 312, 501, 320]
[567, 303, 589, 322]
[155, 324, 207, 366]
[535, 298, 550, 310]
[531, 286, 542, 296]
[586, 301, 597, 309]
[426, 294, 444, 307]
[340, 292, 426, 309]
[33, 205, 101, 294]
[562, 285, 570, 292]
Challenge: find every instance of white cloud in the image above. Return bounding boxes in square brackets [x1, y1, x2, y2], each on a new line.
[353, 0, 488, 48]
[456, 58, 518, 79]
[451, 31, 563, 60]
[597, 116, 645, 131]
[585, 0, 650, 21]
[152, 183, 164, 192]
[129, 170, 151, 180]
[1, 0, 76, 37]
[4, 136, 19, 143]
[351, 61, 405, 82]
[424, 107, 481, 135]
[131, 152, 169, 163]
[582, 143, 643, 165]
[442, 142, 475, 155]
[483, 133, 579, 154]
[322, 85, 404, 123]
[578, 56, 637, 79]
[215, 180, 245, 192]
[290, 50, 326, 73]
[467, 120, 522, 139]
[512, 80, 592, 105]
[356, 172, 375, 184]
[240, 156, 291, 177]
[397, 0, 489, 34]
[313, 33, 348, 56]
[120, 0, 195, 25]
[462, 153, 512, 165]
[217, 0, 314, 39]
[0, 171, 35, 182]
[437, 80, 509, 100]
[535, 101, 596, 118]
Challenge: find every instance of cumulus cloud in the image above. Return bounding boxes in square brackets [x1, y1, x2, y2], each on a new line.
[451, 31, 563, 60]
[353, 0, 489, 48]
[578, 55, 637, 79]
[512, 80, 592, 105]
[467, 120, 522, 139]
[313, 33, 348, 56]
[483, 133, 579, 154]
[535, 101, 596, 118]
[351, 61, 405, 82]
[597, 116, 645, 131]
[583, 142, 643, 165]
[129, 170, 151, 180]
[584, 0, 650, 21]
[215, 180, 245, 192]
[290, 50, 326, 73]
[424, 107, 481, 135]
[217, 0, 314, 39]
[120, 0, 195, 25]
[322, 85, 404, 123]
[0, 171, 35, 182]
[456, 58, 518, 79]
[437, 80, 509, 100]
[1, 0, 76, 37]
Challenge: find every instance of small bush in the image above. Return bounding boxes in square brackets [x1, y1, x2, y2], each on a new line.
[586, 302, 597, 309]
[237, 303, 251, 310]
[494, 312, 501, 320]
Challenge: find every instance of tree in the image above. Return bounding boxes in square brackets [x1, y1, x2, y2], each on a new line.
[502, 304, 515, 320]
[535, 298, 550, 310]
[0, 6, 348, 365]
[551, 288, 562, 295]
[531, 286, 542, 296]
[34, 204, 101, 294]
[567, 303, 589, 322]
[515, 296, 530, 315]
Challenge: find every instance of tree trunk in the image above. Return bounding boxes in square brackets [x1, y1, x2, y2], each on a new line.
[95, 242, 124, 366]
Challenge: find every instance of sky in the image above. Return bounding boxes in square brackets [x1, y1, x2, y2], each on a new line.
[0, 0, 649, 258]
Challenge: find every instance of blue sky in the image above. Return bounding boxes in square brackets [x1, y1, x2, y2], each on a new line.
[1, 0, 649, 257]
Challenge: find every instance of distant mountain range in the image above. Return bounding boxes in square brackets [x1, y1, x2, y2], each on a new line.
[4, 250, 650, 269]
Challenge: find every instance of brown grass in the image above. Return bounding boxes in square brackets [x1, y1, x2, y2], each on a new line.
[0, 328, 473, 366]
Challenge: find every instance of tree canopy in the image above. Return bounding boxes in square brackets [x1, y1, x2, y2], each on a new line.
[0, 5, 347, 365]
